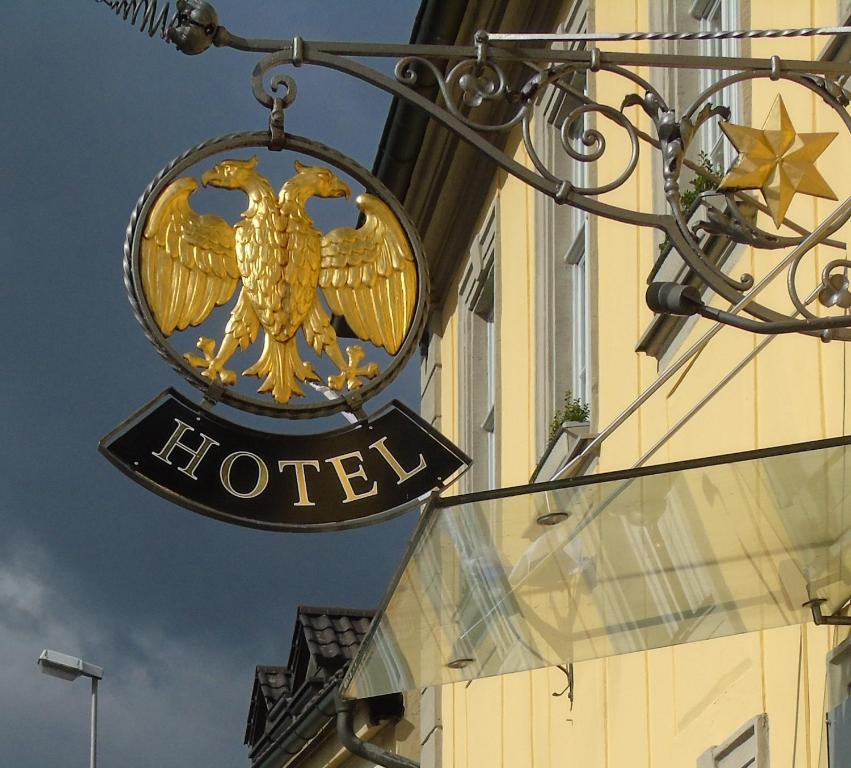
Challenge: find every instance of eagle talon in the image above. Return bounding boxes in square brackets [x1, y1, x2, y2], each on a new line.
[184, 336, 237, 387]
[328, 372, 348, 391]
[202, 366, 237, 387]
[327, 344, 381, 392]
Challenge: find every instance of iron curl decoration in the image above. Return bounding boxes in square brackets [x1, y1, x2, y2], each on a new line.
[790, 256, 851, 320]
[251, 58, 300, 146]
[251, 59, 298, 110]
[522, 64, 642, 197]
[394, 56, 529, 133]
[815, 260, 851, 311]
[644, 66, 851, 336]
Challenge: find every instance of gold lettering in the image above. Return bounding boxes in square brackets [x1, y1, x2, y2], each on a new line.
[369, 436, 427, 485]
[220, 451, 269, 499]
[278, 460, 321, 507]
[325, 451, 378, 504]
[152, 419, 220, 481]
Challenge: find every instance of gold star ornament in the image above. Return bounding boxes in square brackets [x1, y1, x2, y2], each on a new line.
[718, 95, 837, 228]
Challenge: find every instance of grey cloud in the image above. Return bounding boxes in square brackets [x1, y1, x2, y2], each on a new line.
[0, 535, 250, 767]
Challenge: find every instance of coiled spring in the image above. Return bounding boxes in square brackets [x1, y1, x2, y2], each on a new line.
[94, 0, 177, 40]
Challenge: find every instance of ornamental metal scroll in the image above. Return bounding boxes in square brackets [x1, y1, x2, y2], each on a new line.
[248, 40, 851, 341]
[97, 0, 851, 343]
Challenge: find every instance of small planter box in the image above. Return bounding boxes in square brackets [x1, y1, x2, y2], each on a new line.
[531, 421, 594, 482]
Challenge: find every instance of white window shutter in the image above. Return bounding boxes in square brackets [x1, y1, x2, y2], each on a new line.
[697, 714, 769, 768]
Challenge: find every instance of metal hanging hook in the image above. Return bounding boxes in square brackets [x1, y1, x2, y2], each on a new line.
[249, 58, 298, 148]
[268, 75, 297, 149]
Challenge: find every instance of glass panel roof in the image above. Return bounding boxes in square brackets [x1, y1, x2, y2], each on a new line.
[342, 437, 851, 698]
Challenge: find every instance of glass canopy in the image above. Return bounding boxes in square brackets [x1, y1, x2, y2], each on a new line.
[342, 436, 851, 698]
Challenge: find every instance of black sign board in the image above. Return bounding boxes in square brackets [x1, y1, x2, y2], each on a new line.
[100, 390, 470, 531]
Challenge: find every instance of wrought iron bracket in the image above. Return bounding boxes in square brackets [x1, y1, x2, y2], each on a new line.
[804, 598, 851, 627]
[97, 1, 851, 341]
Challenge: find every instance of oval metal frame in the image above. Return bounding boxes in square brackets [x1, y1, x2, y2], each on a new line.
[125, 131, 429, 419]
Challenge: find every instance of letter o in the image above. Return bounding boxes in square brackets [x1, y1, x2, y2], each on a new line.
[220, 451, 269, 499]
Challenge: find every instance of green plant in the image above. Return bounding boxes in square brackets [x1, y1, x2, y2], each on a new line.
[548, 390, 591, 443]
[658, 150, 721, 255]
[680, 151, 721, 210]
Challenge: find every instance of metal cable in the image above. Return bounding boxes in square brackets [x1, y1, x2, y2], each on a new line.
[554, 197, 851, 481]
[484, 26, 851, 44]
[630, 281, 827, 471]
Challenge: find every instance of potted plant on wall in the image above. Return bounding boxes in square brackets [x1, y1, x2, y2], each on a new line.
[532, 390, 592, 482]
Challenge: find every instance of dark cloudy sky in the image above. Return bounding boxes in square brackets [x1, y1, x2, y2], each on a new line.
[0, 2, 422, 766]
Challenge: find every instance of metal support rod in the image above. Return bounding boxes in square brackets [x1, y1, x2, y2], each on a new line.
[90, 677, 98, 768]
[630, 280, 825, 470]
[555, 197, 851, 480]
[335, 692, 420, 768]
[634, 334, 775, 470]
[212, 31, 851, 74]
[695, 303, 851, 334]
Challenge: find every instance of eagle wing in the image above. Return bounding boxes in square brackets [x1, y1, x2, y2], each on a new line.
[319, 194, 417, 354]
[141, 177, 240, 336]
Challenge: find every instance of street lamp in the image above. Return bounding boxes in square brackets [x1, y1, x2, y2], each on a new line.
[37, 649, 104, 768]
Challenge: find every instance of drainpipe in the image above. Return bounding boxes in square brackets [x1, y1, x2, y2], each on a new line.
[335, 691, 420, 768]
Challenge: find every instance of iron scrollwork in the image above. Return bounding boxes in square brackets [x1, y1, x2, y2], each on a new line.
[643, 67, 851, 340]
[394, 56, 528, 134]
[95, 0, 851, 341]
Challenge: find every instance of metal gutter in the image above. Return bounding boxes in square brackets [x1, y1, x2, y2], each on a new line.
[251, 673, 341, 768]
[250, 671, 416, 768]
[249, 678, 323, 760]
[335, 692, 420, 768]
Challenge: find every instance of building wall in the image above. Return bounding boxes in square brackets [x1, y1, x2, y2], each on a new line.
[423, 0, 851, 766]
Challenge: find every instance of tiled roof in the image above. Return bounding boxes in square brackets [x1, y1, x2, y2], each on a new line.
[256, 666, 291, 708]
[296, 606, 375, 670]
[244, 666, 292, 748]
[246, 606, 377, 758]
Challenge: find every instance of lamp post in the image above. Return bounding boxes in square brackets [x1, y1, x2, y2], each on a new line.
[37, 649, 104, 768]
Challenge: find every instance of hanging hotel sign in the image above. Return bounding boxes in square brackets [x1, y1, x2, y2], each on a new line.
[101, 390, 467, 531]
[101, 130, 469, 530]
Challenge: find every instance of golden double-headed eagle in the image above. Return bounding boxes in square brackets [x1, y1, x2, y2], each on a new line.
[141, 158, 416, 404]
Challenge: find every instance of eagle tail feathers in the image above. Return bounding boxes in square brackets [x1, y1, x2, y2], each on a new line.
[243, 334, 319, 404]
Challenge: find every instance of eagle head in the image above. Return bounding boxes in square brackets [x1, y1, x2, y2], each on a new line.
[201, 157, 260, 190]
[281, 161, 351, 204]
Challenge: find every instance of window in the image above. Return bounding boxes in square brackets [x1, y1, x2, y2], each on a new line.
[693, 0, 742, 171]
[697, 715, 769, 768]
[459, 206, 499, 491]
[532, 0, 593, 454]
[569, 240, 589, 405]
[484, 304, 496, 488]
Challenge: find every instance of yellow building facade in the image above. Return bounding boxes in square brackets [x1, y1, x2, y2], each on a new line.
[380, 1, 851, 766]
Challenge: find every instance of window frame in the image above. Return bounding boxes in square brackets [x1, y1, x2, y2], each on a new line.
[532, 0, 595, 453]
[458, 204, 500, 492]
